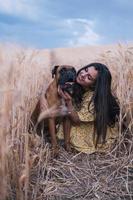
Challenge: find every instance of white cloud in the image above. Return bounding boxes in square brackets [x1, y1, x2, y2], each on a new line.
[71, 26, 100, 46]
[0, 0, 40, 20]
[64, 18, 102, 47]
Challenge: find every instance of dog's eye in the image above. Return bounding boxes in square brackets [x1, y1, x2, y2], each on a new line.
[72, 68, 76, 73]
[60, 68, 66, 73]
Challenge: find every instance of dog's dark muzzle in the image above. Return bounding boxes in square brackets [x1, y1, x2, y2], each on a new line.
[58, 67, 76, 96]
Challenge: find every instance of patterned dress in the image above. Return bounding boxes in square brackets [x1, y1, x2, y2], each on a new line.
[57, 90, 119, 154]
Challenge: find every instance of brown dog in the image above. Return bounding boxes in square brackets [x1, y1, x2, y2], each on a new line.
[31, 65, 76, 157]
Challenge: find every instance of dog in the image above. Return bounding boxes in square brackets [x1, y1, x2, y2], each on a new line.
[30, 65, 76, 157]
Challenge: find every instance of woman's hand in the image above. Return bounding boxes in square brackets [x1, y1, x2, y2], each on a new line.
[58, 85, 80, 124]
[58, 86, 72, 104]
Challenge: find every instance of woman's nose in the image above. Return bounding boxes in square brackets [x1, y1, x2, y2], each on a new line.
[80, 72, 86, 78]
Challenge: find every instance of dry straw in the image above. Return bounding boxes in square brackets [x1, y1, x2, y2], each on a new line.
[0, 43, 132, 200]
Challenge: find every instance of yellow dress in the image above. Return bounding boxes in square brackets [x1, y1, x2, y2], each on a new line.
[57, 91, 119, 154]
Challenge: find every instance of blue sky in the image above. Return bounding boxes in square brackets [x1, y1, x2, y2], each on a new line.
[0, 0, 132, 49]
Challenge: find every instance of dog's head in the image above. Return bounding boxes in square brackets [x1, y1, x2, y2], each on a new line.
[52, 65, 76, 96]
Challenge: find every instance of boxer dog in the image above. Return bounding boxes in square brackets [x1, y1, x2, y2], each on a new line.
[31, 65, 76, 157]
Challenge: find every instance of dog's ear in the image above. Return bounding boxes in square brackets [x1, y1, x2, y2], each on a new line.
[52, 65, 59, 78]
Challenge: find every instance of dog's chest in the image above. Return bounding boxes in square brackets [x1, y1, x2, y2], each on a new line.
[45, 81, 61, 107]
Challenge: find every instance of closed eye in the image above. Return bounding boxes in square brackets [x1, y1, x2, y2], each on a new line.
[88, 75, 91, 80]
[88, 74, 94, 81]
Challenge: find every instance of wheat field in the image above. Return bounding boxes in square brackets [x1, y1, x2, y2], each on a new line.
[0, 43, 133, 200]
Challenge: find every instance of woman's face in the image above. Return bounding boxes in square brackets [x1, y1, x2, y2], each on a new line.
[76, 66, 98, 88]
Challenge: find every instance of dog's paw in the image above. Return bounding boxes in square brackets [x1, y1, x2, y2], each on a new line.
[64, 143, 72, 152]
[51, 146, 59, 158]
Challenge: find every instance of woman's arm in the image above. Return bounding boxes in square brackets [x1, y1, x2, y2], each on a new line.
[58, 86, 81, 125]
[65, 98, 81, 125]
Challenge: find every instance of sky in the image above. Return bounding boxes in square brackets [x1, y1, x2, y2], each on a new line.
[0, 0, 133, 49]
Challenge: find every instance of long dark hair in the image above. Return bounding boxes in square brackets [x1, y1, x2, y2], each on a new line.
[73, 63, 120, 146]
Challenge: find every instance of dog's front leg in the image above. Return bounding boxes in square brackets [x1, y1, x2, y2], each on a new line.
[48, 118, 59, 157]
[63, 116, 71, 152]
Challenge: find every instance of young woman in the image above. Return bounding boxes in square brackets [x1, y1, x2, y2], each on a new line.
[57, 62, 120, 153]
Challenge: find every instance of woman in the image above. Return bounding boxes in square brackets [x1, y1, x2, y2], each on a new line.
[57, 62, 120, 153]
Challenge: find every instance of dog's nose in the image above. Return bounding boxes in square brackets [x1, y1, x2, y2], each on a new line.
[68, 76, 75, 82]
[67, 72, 76, 81]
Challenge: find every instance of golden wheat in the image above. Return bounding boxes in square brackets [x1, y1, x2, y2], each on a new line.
[0, 43, 133, 200]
